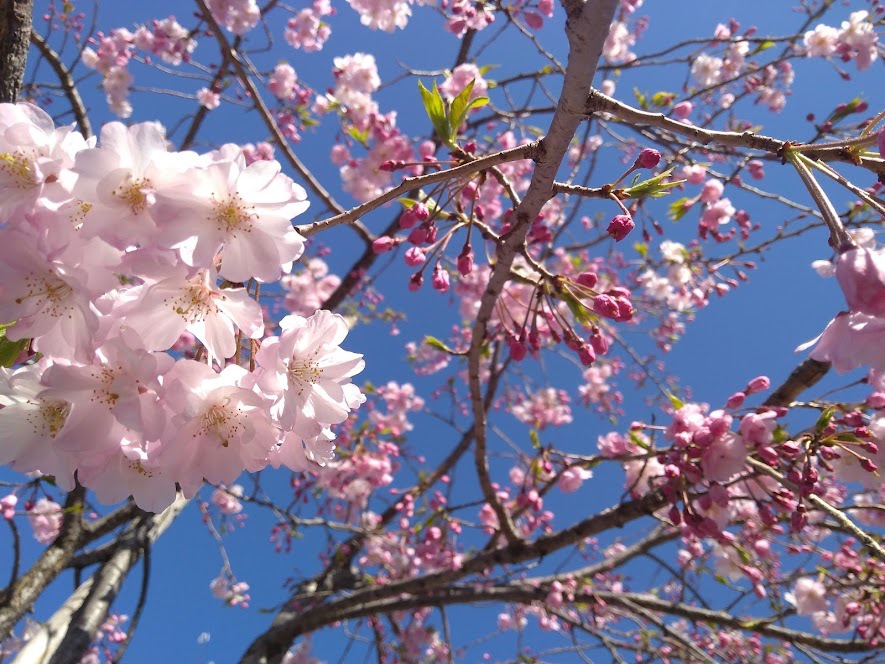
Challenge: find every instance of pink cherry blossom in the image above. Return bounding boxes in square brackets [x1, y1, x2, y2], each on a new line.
[120, 266, 264, 361]
[162, 362, 277, 497]
[152, 155, 308, 282]
[211, 484, 244, 514]
[835, 248, 885, 317]
[255, 310, 365, 439]
[439, 63, 488, 103]
[786, 577, 828, 616]
[27, 498, 63, 544]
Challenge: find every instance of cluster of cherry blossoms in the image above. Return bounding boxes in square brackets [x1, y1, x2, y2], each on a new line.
[0, 103, 365, 512]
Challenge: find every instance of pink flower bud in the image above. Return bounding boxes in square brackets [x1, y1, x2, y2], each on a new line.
[672, 101, 693, 119]
[859, 457, 878, 473]
[577, 343, 595, 366]
[746, 376, 770, 393]
[404, 247, 426, 266]
[606, 214, 635, 242]
[508, 336, 527, 361]
[431, 265, 450, 293]
[635, 148, 661, 169]
[408, 272, 423, 291]
[413, 202, 430, 221]
[457, 244, 474, 276]
[726, 391, 746, 408]
[590, 330, 608, 355]
[592, 294, 620, 319]
[575, 271, 598, 289]
[372, 236, 397, 254]
[399, 209, 419, 229]
[868, 392, 885, 409]
[407, 225, 428, 245]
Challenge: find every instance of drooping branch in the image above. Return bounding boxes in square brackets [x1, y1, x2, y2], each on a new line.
[0, 0, 33, 103]
[195, 0, 346, 217]
[585, 88, 885, 177]
[28, 29, 91, 137]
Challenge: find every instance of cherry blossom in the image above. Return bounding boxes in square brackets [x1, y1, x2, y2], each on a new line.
[255, 310, 365, 439]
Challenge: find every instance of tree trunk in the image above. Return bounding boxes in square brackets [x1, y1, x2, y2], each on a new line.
[0, 0, 33, 103]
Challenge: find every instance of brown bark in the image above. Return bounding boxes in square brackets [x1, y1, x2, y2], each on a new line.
[0, 0, 33, 103]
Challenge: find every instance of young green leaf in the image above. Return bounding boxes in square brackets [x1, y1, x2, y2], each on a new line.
[418, 80, 451, 144]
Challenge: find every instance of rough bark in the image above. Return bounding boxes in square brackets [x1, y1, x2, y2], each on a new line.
[0, 0, 33, 103]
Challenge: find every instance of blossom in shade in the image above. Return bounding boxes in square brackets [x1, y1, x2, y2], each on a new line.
[786, 578, 828, 616]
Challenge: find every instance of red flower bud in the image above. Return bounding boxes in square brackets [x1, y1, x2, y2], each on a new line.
[635, 148, 661, 169]
[606, 214, 635, 242]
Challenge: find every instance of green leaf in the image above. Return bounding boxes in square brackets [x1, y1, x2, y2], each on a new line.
[634, 242, 648, 257]
[448, 78, 476, 137]
[668, 196, 694, 221]
[418, 81, 451, 144]
[561, 291, 594, 326]
[346, 125, 370, 147]
[666, 390, 684, 411]
[424, 335, 461, 355]
[633, 87, 648, 110]
[816, 406, 836, 434]
[650, 91, 676, 108]
[751, 40, 775, 55]
[622, 168, 684, 200]
[0, 335, 27, 367]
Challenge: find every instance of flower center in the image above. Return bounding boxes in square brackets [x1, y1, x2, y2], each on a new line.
[211, 194, 255, 234]
[26, 399, 70, 439]
[200, 402, 243, 448]
[0, 151, 38, 188]
[169, 276, 219, 323]
[114, 177, 153, 214]
[90, 366, 123, 408]
[287, 350, 323, 395]
[15, 271, 74, 318]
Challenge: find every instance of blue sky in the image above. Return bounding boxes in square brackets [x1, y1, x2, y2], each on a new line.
[5, 0, 883, 662]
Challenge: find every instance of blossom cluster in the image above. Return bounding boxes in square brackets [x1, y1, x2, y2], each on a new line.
[0, 103, 365, 513]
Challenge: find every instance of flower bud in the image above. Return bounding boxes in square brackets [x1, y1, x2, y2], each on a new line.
[372, 236, 398, 253]
[431, 264, 450, 293]
[457, 244, 474, 276]
[746, 376, 770, 393]
[635, 148, 661, 169]
[404, 247, 426, 266]
[606, 214, 635, 242]
[575, 271, 598, 289]
[413, 202, 430, 221]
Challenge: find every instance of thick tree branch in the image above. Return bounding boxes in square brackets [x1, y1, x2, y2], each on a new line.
[0, 486, 86, 641]
[13, 497, 187, 664]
